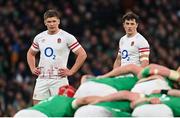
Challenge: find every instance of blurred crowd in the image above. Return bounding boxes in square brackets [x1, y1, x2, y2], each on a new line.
[0, 0, 179, 116]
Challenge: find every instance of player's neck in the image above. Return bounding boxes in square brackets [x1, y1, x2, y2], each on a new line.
[127, 31, 137, 38]
[48, 29, 60, 35]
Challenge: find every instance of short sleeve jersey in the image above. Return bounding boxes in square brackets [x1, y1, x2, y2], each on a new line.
[31, 29, 81, 78]
[118, 33, 150, 66]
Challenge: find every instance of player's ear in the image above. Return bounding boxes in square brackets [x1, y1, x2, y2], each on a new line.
[123, 23, 125, 28]
[44, 20, 47, 26]
[57, 19, 60, 25]
[136, 23, 138, 28]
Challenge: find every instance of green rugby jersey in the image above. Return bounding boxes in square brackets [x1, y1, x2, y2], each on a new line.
[95, 101, 132, 117]
[136, 94, 180, 117]
[31, 95, 75, 117]
[91, 76, 138, 91]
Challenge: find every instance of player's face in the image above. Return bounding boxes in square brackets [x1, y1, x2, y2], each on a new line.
[123, 19, 138, 36]
[44, 17, 60, 34]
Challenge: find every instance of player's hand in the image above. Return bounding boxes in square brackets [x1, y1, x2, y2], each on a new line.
[31, 67, 41, 76]
[130, 97, 148, 109]
[149, 98, 161, 104]
[58, 68, 73, 77]
[129, 93, 143, 101]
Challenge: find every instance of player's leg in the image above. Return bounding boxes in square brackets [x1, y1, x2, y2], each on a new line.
[73, 81, 117, 98]
[74, 105, 113, 117]
[49, 78, 69, 96]
[14, 109, 48, 117]
[33, 78, 50, 105]
[132, 104, 173, 117]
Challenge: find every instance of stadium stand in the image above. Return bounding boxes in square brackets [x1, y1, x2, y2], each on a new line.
[0, 0, 179, 116]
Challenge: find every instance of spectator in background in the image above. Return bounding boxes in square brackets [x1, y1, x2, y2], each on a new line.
[113, 11, 150, 68]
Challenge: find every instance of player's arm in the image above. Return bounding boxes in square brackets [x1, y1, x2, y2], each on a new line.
[130, 97, 161, 109]
[27, 48, 40, 76]
[138, 37, 150, 67]
[140, 59, 149, 68]
[113, 54, 121, 69]
[71, 47, 87, 75]
[139, 50, 150, 67]
[113, 45, 121, 69]
[72, 91, 139, 108]
[98, 64, 142, 78]
[92, 91, 160, 109]
[72, 96, 101, 109]
[70, 47, 87, 75]
[91, 91, 141, 105]
[152, 89, 180, 97]
[27, 37, 41, 76]
[138, 64, 180, 81]
[59, 47, 87, 77]
[167, 89, 180, 97]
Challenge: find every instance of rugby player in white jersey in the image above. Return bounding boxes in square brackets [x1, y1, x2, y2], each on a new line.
[114, 11, 150, 68]
[27, 9, 87, 105]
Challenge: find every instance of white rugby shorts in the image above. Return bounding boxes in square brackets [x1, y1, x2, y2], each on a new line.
[74, 81, 118, 98]
[33, 77, 69, 100]
[14, 109, 48, 117]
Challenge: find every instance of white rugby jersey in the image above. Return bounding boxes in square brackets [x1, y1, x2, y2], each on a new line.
[31, 29, 81, 78]
[118, 33, 150, 66]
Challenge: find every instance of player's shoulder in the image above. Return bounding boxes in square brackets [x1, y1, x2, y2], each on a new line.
[120, 34, 127, 41]
[136, 33, 147, 41]
[60, 29, 74, 37]
[35, 30, 48, 39]
[136, 33, 149, 47]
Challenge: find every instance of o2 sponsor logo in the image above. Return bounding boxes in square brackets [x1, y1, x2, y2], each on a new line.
[122, 50, 130, 61]
[44, 47, 56, 59]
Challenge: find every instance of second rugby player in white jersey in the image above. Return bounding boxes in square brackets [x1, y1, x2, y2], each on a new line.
[114, 11, 150, 68]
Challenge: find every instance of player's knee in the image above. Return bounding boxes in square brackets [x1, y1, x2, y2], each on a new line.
[74, 105, 112, 117]
[132, 104, 173, 117]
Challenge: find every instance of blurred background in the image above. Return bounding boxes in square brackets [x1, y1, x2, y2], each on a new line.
[0, 0, 179, 116]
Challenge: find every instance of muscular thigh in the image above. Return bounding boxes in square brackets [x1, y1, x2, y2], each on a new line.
[33, 78, 69, 100]
[33, 78, 50, 100]
[49, 78, 69, 96]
